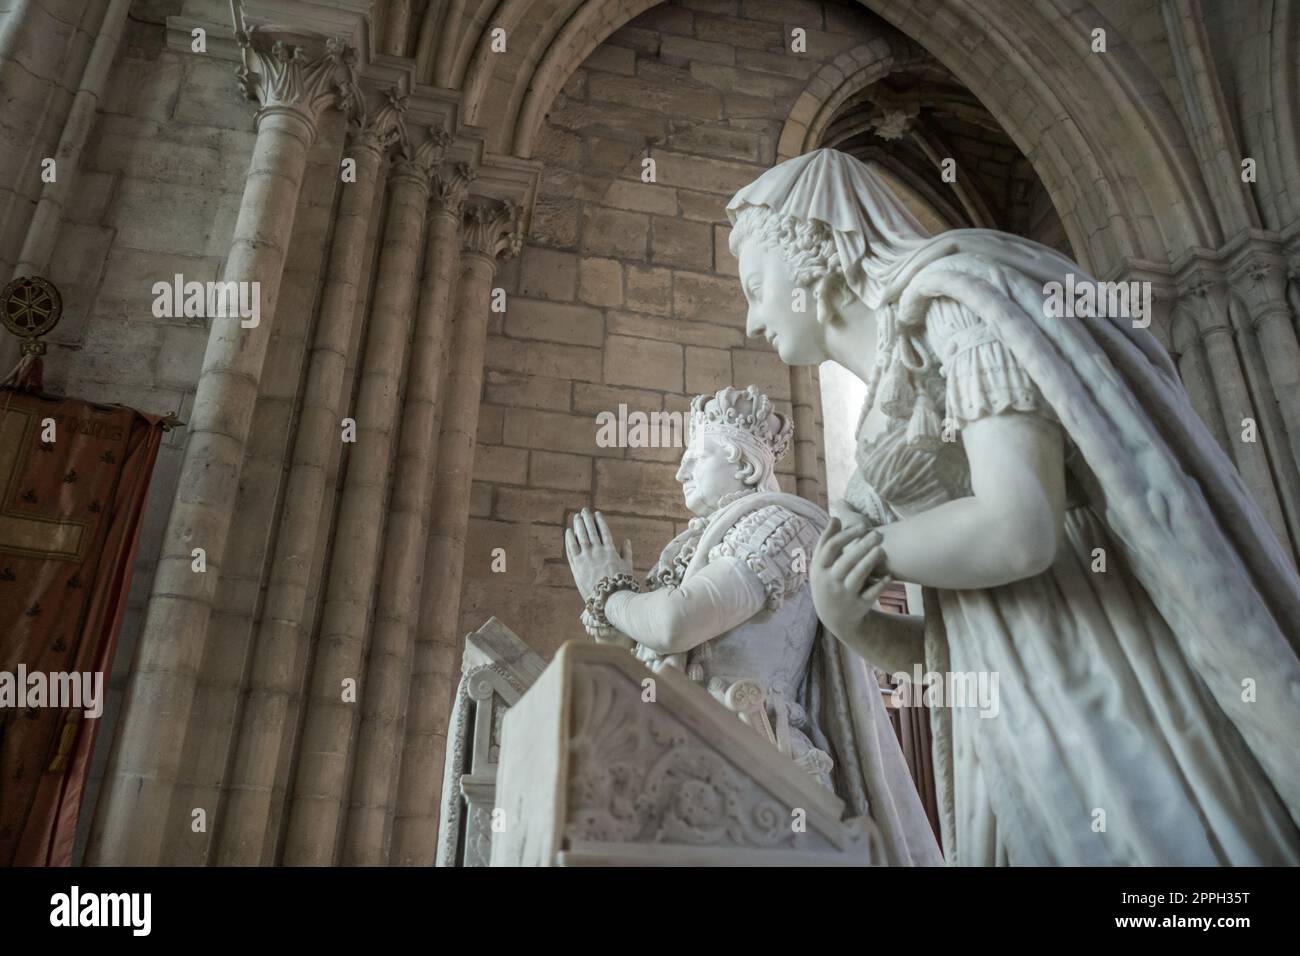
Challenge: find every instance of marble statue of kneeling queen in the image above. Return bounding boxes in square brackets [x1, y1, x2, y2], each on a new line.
[565, 384, 941, 865]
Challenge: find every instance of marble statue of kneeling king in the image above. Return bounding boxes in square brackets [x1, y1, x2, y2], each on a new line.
[565, 384, 942, 865]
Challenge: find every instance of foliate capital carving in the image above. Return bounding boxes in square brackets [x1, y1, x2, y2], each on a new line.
[461, 199, 523, 261]
[391, 125, 453, 186]
[235, 27, 356, 134]
[1226, 250, 1290, 328]
[347, 86, 405, 158]
[1180, 269, 1228, 305]
[1176, 268, 1232, 337]
[430, 163, 476, 218]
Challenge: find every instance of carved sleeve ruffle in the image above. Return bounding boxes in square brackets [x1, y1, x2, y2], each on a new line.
[604, 505, 820, 656]
[706, 504, 821, 611]
[925, 297, 1060, 430]
[603, 556, 767, 657]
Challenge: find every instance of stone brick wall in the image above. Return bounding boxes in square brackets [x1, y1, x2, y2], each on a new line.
[456, 0, 895, 657]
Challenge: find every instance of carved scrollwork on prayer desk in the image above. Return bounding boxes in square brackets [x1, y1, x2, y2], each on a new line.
[491, 641, 882, 866]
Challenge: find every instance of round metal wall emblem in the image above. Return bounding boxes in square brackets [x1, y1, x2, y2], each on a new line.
[1, 275, 63, 341]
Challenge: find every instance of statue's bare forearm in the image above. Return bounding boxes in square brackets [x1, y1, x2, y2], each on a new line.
[831, 608, 926, 675]
[876, 412, 1066, 589]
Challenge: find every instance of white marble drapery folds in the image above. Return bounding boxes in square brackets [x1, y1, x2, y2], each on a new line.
[727, 147, 931, 310]
[728, 149, 1300, 865]
[615, 489, 943, 866]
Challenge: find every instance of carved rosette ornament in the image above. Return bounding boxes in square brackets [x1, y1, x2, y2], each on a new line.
[461, 199, 523, 262]
[235, 26, 356, 138]
[870, 106, 917, 141]
[862, 85, 921, 141]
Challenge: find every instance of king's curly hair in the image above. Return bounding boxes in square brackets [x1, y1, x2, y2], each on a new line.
[728, 204, 847, 326]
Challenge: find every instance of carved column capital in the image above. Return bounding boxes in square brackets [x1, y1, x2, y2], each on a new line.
[461, 199, 523, 263]
[391, 125, 453, 190]
[1284, 228, 1300, 282]
[1184, 273, 1225, 303]
[235, 26, 356, 142]
[1226, 249, 1291, 331]
[1176, 267, 1234, 338]
[347, 86, 405, 159]
[430, 163, 476, 219]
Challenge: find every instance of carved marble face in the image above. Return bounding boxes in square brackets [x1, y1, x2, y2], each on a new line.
[676, 434, 746, 516]
[737, 237, 828, 366]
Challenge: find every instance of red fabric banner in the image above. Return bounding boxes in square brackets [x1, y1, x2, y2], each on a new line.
[0, 387, 163, 865]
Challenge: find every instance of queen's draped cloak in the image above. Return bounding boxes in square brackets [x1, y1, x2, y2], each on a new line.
[728, 149, 1300, 864]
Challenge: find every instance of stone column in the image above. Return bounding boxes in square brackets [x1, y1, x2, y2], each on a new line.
[0, 0, 103, 370]
[14, 0, 130, 278]
[1176, 339, 1230, 449]
[86, 32, 353, 867]
[342, 162, 475, 864]
[1168, 290, 1232, 454]
[379, 0, 413, 57]
[391, 198, 521, 864]
[281, 127, 447, 866]
[1184, 276, 1291, 546]
[213, 92, 403, 866]
[1229, 252, 1300, 478]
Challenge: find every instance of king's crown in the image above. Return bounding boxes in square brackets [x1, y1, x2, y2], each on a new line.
[689, 385, 793, 462]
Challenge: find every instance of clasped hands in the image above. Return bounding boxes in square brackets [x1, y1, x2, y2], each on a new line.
[810, 516, 894, 640]
[565, 508, 641, 652]
[565, 505, 893, 639]
[564, 508, 633, 600]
